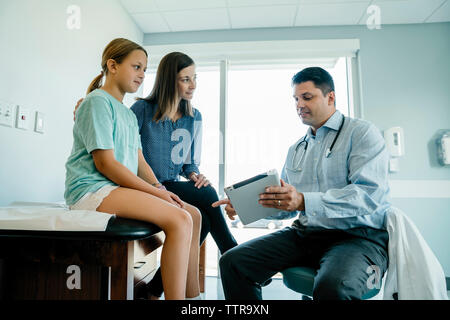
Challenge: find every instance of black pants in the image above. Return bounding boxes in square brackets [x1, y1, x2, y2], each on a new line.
[219, 225, 389, 300]
[146, 181, 238, 297]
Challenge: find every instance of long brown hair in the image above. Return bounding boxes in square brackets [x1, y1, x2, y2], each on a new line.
[140, 52, 194, 122]
[86, 38, 148, 95]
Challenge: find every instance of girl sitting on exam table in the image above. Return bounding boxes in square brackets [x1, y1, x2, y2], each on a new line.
[66, 38, 201, 300]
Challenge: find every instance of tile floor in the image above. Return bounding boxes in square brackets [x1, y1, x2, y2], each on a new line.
[203, 275, 303, 300]
[202, 276, 450, 300]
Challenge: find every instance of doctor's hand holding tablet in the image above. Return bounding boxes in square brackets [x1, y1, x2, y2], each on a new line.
[212, 169, 305, 224]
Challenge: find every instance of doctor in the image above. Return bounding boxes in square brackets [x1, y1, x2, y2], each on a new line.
[213, 67, 391, 300]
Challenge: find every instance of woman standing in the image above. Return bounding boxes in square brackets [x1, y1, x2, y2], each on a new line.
[131, 52, 237, 299]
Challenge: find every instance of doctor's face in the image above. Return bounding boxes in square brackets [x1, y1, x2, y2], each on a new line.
[293, 81, 335, 133]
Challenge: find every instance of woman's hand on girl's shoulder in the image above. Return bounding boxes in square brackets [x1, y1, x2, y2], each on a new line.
[73, 98, 84, 121]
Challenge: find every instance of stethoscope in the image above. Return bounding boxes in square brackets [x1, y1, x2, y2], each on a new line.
[289, 115, 346, 172]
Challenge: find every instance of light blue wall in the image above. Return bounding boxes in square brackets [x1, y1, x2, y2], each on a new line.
[0, 0, 143, 206]
[144, 23, 450, 276]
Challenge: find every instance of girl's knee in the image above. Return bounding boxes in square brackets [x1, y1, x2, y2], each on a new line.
[167, 208, 193, 233]
[188, 206, 202, 227]
[179, 209, 194, 228]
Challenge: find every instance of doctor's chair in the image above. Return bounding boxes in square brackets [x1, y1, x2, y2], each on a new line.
[281, 207, 448, 300]
[281, 266, 384, 300]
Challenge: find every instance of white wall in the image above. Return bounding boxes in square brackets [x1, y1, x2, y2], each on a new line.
[0, 0, 143, 205]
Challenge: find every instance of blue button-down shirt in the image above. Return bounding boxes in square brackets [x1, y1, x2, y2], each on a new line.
[273, 110, 391, 230]
[131, 100, 202, 182]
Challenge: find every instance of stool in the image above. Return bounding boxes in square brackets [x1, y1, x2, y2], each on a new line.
[281, 266, 382, 300]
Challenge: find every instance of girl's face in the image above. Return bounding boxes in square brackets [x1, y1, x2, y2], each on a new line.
[115, 49, 147, 94]
[177, 64, 196, 101]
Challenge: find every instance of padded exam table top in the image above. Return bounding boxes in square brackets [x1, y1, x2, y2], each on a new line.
[0, 216, 162, 241]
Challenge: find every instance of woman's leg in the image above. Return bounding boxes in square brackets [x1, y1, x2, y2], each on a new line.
[183, 203, 201, 298]
[164, 181, 238, 254]
[144, 269, 163, 299]
[199, 212, 211, 246]
[97, 187, 193, 300]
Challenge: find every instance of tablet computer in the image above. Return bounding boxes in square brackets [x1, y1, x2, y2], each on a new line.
[224, 169, 281, 225]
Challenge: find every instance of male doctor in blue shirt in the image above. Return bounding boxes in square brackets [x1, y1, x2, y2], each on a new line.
[213, 67, 391, 300]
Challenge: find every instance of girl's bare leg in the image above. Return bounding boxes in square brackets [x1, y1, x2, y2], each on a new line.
[183, 203, 201, 298]
[97, 187, 193, 300]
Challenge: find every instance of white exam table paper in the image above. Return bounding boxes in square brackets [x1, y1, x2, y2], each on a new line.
[0, 202, 114, 232]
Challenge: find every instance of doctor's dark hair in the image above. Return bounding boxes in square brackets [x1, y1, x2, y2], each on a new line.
[292, 67, 335, 98]
[86, 38, 148, 95]
[139, 52, 195, 122]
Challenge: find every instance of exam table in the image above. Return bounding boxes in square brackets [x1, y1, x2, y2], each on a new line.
[0, 206, 164, 300]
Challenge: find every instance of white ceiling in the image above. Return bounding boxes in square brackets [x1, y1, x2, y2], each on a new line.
[120, 0, 450, 34]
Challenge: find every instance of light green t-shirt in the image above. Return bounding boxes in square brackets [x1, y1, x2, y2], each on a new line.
[64, 89, 142, 206]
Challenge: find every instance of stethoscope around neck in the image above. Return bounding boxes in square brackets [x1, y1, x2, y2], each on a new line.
[289, 115, 346, 172]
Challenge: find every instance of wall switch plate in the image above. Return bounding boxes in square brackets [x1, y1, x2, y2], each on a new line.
[389, 158, 400, 173]
[16, 105, 30, 130]
[34, 111, 45, 133]
[0, 101, 14, 127]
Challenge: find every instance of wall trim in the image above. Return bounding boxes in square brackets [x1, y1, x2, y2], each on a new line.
[143, 38, 360, 69]
[389, 180, 450, 198]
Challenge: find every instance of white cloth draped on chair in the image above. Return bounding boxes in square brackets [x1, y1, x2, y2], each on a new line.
[383, 207, 448, 300]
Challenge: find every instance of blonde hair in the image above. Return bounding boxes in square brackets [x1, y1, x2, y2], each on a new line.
[139, 52, 194, 122]
[86, 38, 148, 95]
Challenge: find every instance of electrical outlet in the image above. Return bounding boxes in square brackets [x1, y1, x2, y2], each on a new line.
[0, 101, 15, 127]
[16, 105, 30, 130]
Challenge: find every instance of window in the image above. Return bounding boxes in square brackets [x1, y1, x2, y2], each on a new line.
[190, 67, 221, 189]
[226, 58, 349, 190]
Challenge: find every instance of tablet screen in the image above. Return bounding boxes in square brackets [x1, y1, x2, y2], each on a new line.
[232, 173, 269, 189]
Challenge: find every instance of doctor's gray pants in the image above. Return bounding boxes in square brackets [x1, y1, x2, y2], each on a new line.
[219, 225, 389, 300]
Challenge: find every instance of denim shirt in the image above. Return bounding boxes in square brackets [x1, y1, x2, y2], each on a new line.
[272, 110, 391, 230]
[131, 99, 202, 182]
